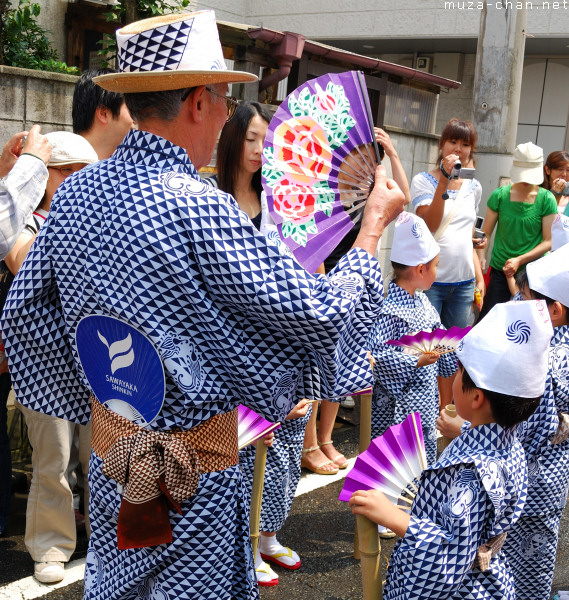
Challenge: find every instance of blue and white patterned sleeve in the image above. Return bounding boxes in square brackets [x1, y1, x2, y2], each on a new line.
[386, 466, 488, 598]
[437, 350, 458, 378]
[368, 315, 419, 398]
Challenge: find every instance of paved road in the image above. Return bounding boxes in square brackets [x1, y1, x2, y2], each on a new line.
[1, 405, 567, 599]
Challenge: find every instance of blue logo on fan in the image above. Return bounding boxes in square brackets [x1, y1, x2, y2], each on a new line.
[411, 222, 423, 238]
[76, 315, 165, 425]
[506, 320, 531, 344]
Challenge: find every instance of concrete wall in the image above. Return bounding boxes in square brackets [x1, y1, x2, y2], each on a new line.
[0, 66, 78, 143]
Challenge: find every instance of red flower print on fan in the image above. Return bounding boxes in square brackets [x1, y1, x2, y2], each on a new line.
[272, 177, 317, 224]
[316, 90, 336, 113]
[274, 117, 332, 184]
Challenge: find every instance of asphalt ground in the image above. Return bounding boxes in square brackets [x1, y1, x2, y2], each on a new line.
[1, 403, 567, 599]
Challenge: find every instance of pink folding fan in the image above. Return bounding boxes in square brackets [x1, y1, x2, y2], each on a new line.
[386, 326, 471, 355]
[339, 412, 427, 505]
[238, 405, 281, 450]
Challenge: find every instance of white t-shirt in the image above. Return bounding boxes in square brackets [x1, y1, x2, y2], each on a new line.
[411, 172, 482, 283]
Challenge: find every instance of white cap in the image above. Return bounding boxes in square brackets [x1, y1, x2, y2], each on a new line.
[45, 132, 98, 167]
[526, 243, 569, 307]
[456, 301, 553, 398]
[510, 142, 544, 185]
[390, 212, 439, 266]
[551, 213, 569, 252]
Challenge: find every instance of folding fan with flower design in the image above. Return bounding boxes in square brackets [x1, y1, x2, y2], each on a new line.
[262, 70, 381, 272]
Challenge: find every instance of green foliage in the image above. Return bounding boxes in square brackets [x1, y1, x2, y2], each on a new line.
[1, 0, 79, 74]
[98, 0, 193, 67]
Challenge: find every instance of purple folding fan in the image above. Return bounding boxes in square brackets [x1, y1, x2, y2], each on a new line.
[386, 326, 471, 355]
[262, 70, 381, 273]
[238, 405, 281, 450]
[339, 412, 427, 504]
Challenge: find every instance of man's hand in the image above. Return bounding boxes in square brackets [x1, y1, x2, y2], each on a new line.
[355, 165, 406, 255]
[21, 125, 51, 166]
[0, 131, 28, 178]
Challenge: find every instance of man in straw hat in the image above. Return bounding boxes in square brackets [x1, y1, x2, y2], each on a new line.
[1, 9, 405, 599]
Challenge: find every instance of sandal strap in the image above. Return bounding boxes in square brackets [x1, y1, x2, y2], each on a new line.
[301, 446, 319, 456]
[318, 440, 334, 447]
[265, 547, 293, 560]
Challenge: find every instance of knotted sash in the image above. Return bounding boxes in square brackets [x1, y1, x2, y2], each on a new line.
[91, 396, 238, 549]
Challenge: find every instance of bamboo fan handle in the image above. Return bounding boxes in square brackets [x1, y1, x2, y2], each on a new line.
[250, 442, 268, 559]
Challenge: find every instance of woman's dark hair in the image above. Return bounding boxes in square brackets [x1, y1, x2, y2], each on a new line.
[458, 361, 540, 428]
[543, 150, 569, 190]
[437, 118, 478, 164]
[216, 101, 272, 198]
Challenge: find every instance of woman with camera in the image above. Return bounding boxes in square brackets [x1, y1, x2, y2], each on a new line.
[411, 118, 484, 329]
[543, 150, 569, 216]
[478, 142, 557, 317]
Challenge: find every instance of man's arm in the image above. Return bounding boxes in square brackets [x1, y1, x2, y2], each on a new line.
[0, 125, 51, 260]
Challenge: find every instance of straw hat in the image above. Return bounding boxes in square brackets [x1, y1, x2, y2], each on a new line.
[456, 300, 553, 398]
[45, 132, 98, 166]
[94, 10, 257, 93]
[390, 212, 440, 266]
[510, 142, 544, 185]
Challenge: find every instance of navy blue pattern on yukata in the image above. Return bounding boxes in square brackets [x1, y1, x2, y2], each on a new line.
[384, 423, 527, 600]
[503, 324, 569, 600]
[1, 130, 386, 600]
[239, 407, 311, 532]
[367, 281, 456, 465]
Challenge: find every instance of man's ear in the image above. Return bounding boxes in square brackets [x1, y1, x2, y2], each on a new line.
[94, 105, 109, 126]
[184, 86, 207, 124]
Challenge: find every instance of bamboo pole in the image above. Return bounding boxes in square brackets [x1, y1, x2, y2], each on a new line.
[354, 391, 374, 560]
[250, 441, 268, 559]
[356, 514, 382, 600]
[437, 404, 457, 455]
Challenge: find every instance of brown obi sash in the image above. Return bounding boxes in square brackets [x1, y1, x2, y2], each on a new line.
[91, 396, 238, 549]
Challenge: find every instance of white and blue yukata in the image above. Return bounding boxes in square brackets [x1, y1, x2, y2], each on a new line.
[502, 325, 569, 600]
[385, 423, 528, 600]
[367, 281, 456, 465]
[239, 408, 311, 533]
[0, 130, 386, 600]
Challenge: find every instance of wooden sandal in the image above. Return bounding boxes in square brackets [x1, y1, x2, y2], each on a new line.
[300, 446, 339, 475]
[318, 440, 348, 469]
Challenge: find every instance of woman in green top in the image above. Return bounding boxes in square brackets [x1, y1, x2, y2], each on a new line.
[478, 142, 557, 317]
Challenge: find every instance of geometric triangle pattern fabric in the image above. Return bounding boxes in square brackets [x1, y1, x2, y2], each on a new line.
[239, 410, 310, 533]
[367, 281, 457, 466]
[500, 325, 569, 599]
[83, 455, 258, 600]
[383, 423, 527, 600]
[515, 324, 569, 515]
[119, 20, 194, 73]
[0, 129, 386, 599]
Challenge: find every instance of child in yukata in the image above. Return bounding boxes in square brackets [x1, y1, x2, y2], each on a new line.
[351, 301, 553, 600]
[239, 400, 310, 586]
[501, 240, 569, 600]
[367, 212, 456, 467]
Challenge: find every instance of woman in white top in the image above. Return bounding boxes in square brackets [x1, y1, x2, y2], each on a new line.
[411, 118, 484, 329]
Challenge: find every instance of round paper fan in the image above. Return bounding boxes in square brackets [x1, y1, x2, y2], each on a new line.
[262, 70, 381, 272]
[338, 412, 427, 505]
[386, 326, 472, 355]
[238, 405, 281, 450]
[76, 314, 165, 426]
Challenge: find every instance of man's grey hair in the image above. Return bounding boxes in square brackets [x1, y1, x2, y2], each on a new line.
[124, 88, 191, 122]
